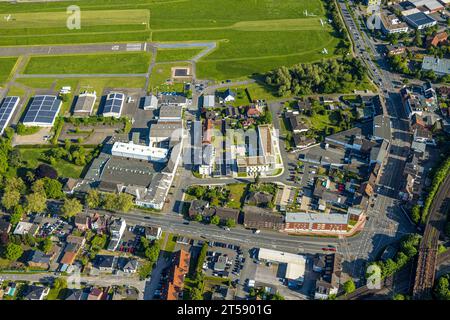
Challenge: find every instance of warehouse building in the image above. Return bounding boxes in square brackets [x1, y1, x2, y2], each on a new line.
[257, 248, 306, 288]
[22, 95, 62, 127]
[404, 12, 437, 29]
[422, 56, 450, 75]
[73, 91, 96, 117]
[159, 105, 182, 121]
[102, 92, 124, 118]
[143, 95, 158, 110]
[0, 96, 20, 134]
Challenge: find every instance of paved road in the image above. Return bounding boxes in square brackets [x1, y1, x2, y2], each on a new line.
[0, 42, 151, 57]
[338, 0, 416, 285]
[16, 73, 149, 78]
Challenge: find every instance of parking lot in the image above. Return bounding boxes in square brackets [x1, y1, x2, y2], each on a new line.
[203, 241, 244, 281]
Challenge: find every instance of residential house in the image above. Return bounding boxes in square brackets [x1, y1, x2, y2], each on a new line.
[427, 31, 448, 47]
[74, 213, 89, 231]
[118, 258, 139, 273]
[107, 218, 126, 251]
[87, 287, 105, 300]
[90, 213, 108, 234]
[221, 89, 236, 103]
[246, 191, 273, 208]
[144, 226, 162, 241]
[242, 206, 284, 230]
[246, 106, 261, 118]
[286, 112, 309, 133]
[27, 250, 53, 269]
[65, 289, 84, 300]
[314, 254, 342, 300]
[188, 200, 210, 219]
[13, 222, 39, 236]
[163, 249, 190, 300]
[95, 255, 117, 272]
[313, 254, 327, 273]
[214, 207, 240, 223]
[386, 44, 406, 56]
[24, 285, 50, 300]
[292, 133, 315, 150]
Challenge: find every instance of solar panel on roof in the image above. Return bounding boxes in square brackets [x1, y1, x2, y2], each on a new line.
[22, 95, 61, 126]
[0, 96, 20, 134]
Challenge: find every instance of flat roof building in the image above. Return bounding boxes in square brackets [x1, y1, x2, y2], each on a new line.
[422, 56, 450, 75]
[73, 92, 96, 117]
[111, 141, 168, 162]
[0, 96, 20, 134]
[23, 95, 61, 127]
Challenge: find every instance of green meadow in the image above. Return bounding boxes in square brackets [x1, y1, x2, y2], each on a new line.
[23, 52, 151, 74]
[0, 0, 341, 80]
[0, 57, 17, 84]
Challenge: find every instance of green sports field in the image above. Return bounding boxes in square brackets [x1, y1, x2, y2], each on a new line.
[0, 0, 342, 80]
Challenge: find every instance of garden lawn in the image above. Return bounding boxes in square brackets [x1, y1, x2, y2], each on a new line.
[24, 52, 152, 74]
[149, 62, 191, 92]
[18, 147, 92, 178]
[226, 183, 247, 209]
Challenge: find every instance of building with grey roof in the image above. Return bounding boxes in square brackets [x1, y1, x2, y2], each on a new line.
[143, 95, 158, 110]
[73, 92, 96, 117]
[159, 105, 182, 121]
[158, 94, 188, 107]
[149, 121, 183, 145]
[422, 56, 450, 76]
[372, 115, 391, 141]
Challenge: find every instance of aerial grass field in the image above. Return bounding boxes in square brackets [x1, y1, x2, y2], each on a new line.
[0, 57, 17, 84]
[149, 62, 191, 92]
[0, 0, 341, 81]
[155, 47, 205, 63]
[23, 52, 151, 74]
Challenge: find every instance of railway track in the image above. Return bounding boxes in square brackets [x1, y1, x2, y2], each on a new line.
[412, 175, 450, 300]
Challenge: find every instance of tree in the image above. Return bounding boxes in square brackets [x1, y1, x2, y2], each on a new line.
[60, 198, 83, 218]
[9, 206, 23, 225]
[86, 189, 101, 209]
[194, 214, 203, 222]
[42, 178, 64, 199]
[190, 287, 203, 300]
[4, 243, 23, 261]
[40, 237, 53, 254]
[102, 193, 117, 211]
[52, 277, 67, 290]
[31, 179, 46, 195]
[8, 148, 22, 167]
[434, 275, 450, 300]
[1, 189, 21, 211]
[210, 215, 220, 225]
[25, 192, 47, 214]
[3, 176, 25, 194]
[411, 205, 421, 224]
[115, 193, 134, 212]
[226, 218, 236, 228]
[138, 262, 153, 280]
[270, 292, 285, 300]
[343, 279, 356, 294]
[35, 163, 58, 180]
[393, 293, 406, 300]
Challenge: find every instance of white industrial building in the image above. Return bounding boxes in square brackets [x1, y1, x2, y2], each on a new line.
[257, 248, 306, 287]
[143, 95, 158, 110]
[111, 141, 168, 162]
[203, 95, 215, 108]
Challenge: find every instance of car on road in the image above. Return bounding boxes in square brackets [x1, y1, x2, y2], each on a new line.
[253, 229, 260, 234]
[183, 221, 190, 225]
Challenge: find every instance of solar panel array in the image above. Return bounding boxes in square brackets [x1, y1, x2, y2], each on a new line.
[0, 96, 20, 134]
[103, 92, 124, 115]
[23, 95, 61, 125]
